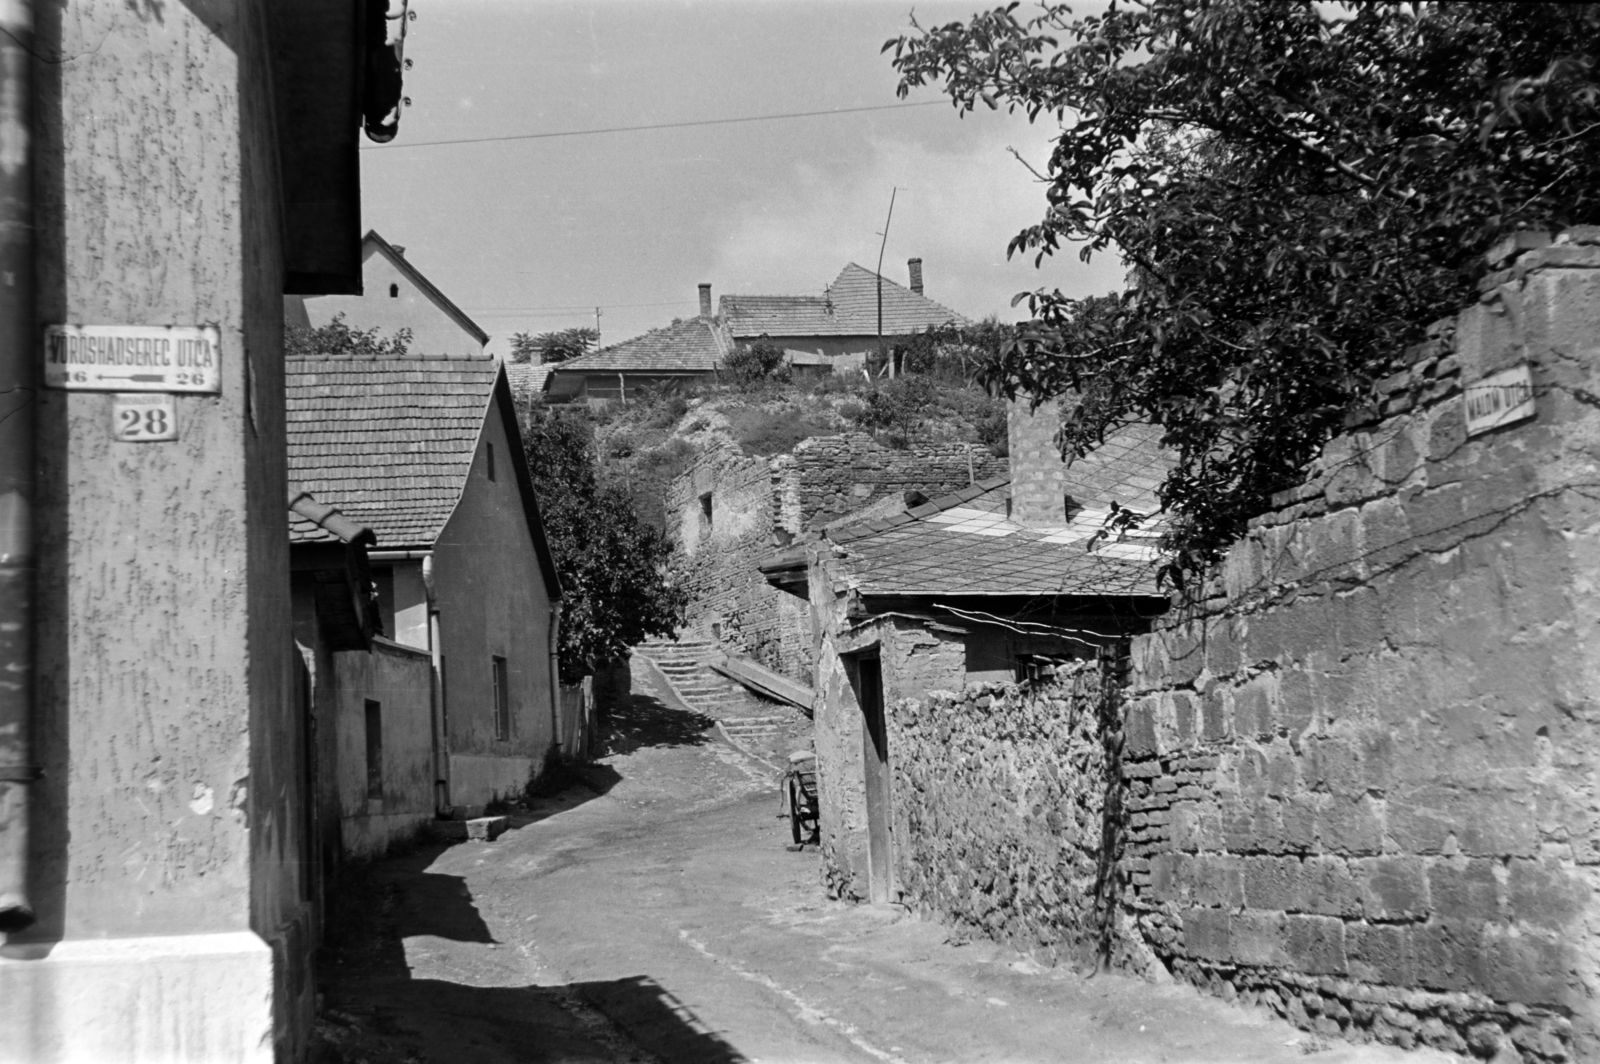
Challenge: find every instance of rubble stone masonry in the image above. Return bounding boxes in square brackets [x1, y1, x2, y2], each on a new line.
[669, 434, 1003, 679]
[1132, 234, 1600, 1061]
[877, 230, 1600, 1062]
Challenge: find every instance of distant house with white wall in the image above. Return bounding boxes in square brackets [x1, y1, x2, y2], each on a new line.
[287, 229, 489, 358]
[286, 353, 565, 815]
[721, 260, 966, 371]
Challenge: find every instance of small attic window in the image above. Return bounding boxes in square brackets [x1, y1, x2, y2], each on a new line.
[486, 442, 496, 482]
[389, 283, 399, 298]
[699, 492, 713, 533]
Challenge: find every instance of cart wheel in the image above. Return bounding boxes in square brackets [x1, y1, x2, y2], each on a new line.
[789, 776, 804, 845]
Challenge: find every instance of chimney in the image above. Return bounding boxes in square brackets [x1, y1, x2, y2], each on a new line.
[1007, 395, 1068, 528]
[698, 283, 713, 318]
[907, 257, 923, 295]
[391, 245, 406, 257]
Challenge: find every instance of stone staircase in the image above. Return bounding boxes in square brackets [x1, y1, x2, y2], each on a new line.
[634, 637, 788, 744]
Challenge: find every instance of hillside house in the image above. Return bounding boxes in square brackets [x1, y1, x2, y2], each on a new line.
[542, 309, 732, 402]
[721, 260, 966, 374]
[288, 229, 490, 358]
[287, 354, 564, 812]
[764, 403, 1172, 902]
[669, 434, 1008, 683]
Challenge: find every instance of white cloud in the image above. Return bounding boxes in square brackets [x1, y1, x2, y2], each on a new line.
[707, 132, 1124, 323]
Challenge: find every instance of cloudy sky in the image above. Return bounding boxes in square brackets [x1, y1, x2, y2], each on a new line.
[360, 0, 1123, 355]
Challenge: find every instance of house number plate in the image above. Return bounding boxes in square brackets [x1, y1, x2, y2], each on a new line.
[44, 324, 221, 394]
[112, 393, 177, 442]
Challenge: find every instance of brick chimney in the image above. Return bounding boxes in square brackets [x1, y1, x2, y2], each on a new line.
[1007, 396, 1068, 528]
[907, 257, 923, 295]
[698, 283, 713, 318]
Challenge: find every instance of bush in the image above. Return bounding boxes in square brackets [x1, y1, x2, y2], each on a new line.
[723, 337, 790, 384]
[726, 405, 836, 456]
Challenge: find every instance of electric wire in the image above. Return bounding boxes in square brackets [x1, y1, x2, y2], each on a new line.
[360, 100, 948, 151]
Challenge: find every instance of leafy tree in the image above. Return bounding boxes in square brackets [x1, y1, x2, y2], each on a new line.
[521, 408, 687, 680]
[509, 332, 540, 364]
[888, 1, 1600, 588]
[515, 327, 599, 364]
[852, 374, 939, 448]
[723, 337, 790, 384]
[285, 312, 412, 358]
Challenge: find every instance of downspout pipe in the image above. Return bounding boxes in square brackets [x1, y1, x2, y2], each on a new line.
[0, 0, 38, 935]
[421, 555, 449, 814]
[547, 602, 562, 759]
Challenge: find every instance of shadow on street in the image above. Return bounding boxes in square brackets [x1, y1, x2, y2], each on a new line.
[313, 839, 746, 1064]
[599, 689, 719, 757]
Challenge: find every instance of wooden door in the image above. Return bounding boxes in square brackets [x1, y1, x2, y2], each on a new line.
[858, 656, 893, 902]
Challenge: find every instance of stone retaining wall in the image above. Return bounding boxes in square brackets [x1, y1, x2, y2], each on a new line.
[888, 664, 1120, 968]
[1118, 233, 1600, 1059]
[860, 232, 1600, 1061]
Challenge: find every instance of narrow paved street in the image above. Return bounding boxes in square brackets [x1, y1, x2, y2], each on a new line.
[313, 663, 1451, 1064]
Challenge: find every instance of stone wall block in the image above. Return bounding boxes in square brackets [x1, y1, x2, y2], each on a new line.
[1409, 921, 1484, 993]
[1347, 922, 1414, 986]
[1525, 263, 1600, 359]
[1355, 856, 1432, 920]
[1181, 907, 1232, 962]
[1302, 856, 1364, 918]
[1506, 858, 1590, 932]
[1386, 787, 1460, 855]
[1277, 667, 1315, 739]
[1229, 910, 1291, 966]
[1455, 301, 1517, 383]
[1427, 857, 1504, 925]
[1201, 683, 1230, 743]
[1456, 795, 1540, 859]
[1125, 696, 1161, 757]
[1479, 924, 1570, 1006]
[1243, 855, 1311, 912]
[1317, 796, 1384, 856]
[1286, 915, 1348, 975]
[1232, 674, 1277, 740]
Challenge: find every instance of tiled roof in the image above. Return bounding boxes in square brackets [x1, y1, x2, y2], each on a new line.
[505, 361, 551, 396]
[720, 263, 967, 338]
[826, 424, 1173, 598]
[286, 356, 498, 547]
[549, 317, 731, 375]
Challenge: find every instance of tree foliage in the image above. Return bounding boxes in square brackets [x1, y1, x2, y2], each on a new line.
[521, 408, 687, 681]
[512, 327, 599, 364]
[888, 1, 1600, 587]
[285, 312, 412, 358]
[723, 337, 791, 383]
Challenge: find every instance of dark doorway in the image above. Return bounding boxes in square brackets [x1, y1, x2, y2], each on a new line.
[856, 655, 892, 902]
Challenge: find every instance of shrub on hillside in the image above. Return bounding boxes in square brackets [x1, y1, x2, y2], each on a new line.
[724, 338, 790, 385]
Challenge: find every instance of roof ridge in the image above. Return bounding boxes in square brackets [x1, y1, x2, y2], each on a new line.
[363, 230, 490, 347]
[826, 475, 1013, 544]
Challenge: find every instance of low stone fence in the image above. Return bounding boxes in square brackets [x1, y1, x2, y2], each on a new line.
[887, 661, 1123, 970]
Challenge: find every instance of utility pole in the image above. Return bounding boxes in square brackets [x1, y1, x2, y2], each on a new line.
[594, 306, 602, 347]
[875, 187, 899, 379]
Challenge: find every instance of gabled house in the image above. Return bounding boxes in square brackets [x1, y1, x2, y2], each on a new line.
[542, 311, 733, 402]
[764, 402, 1173, 902]
[287, 353, 564, 815]
[721, 260, 967, 371]
[288, 229, 490, 358]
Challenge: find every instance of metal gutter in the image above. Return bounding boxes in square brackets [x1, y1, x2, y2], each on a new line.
[0, 0, 36, 934]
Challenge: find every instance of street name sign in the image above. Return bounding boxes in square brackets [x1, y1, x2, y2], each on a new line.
[1464, 363, 1535, 437]
[43, 324, 221, 394]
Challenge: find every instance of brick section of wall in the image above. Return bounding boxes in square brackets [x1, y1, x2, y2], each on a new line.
[1007, 398, 1066, 527]
[666, 434, 1006, 680]
[1120, 236, 1600, 1061]
[888, 668, 1119, 968]
[789, 433, 1006, 531]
